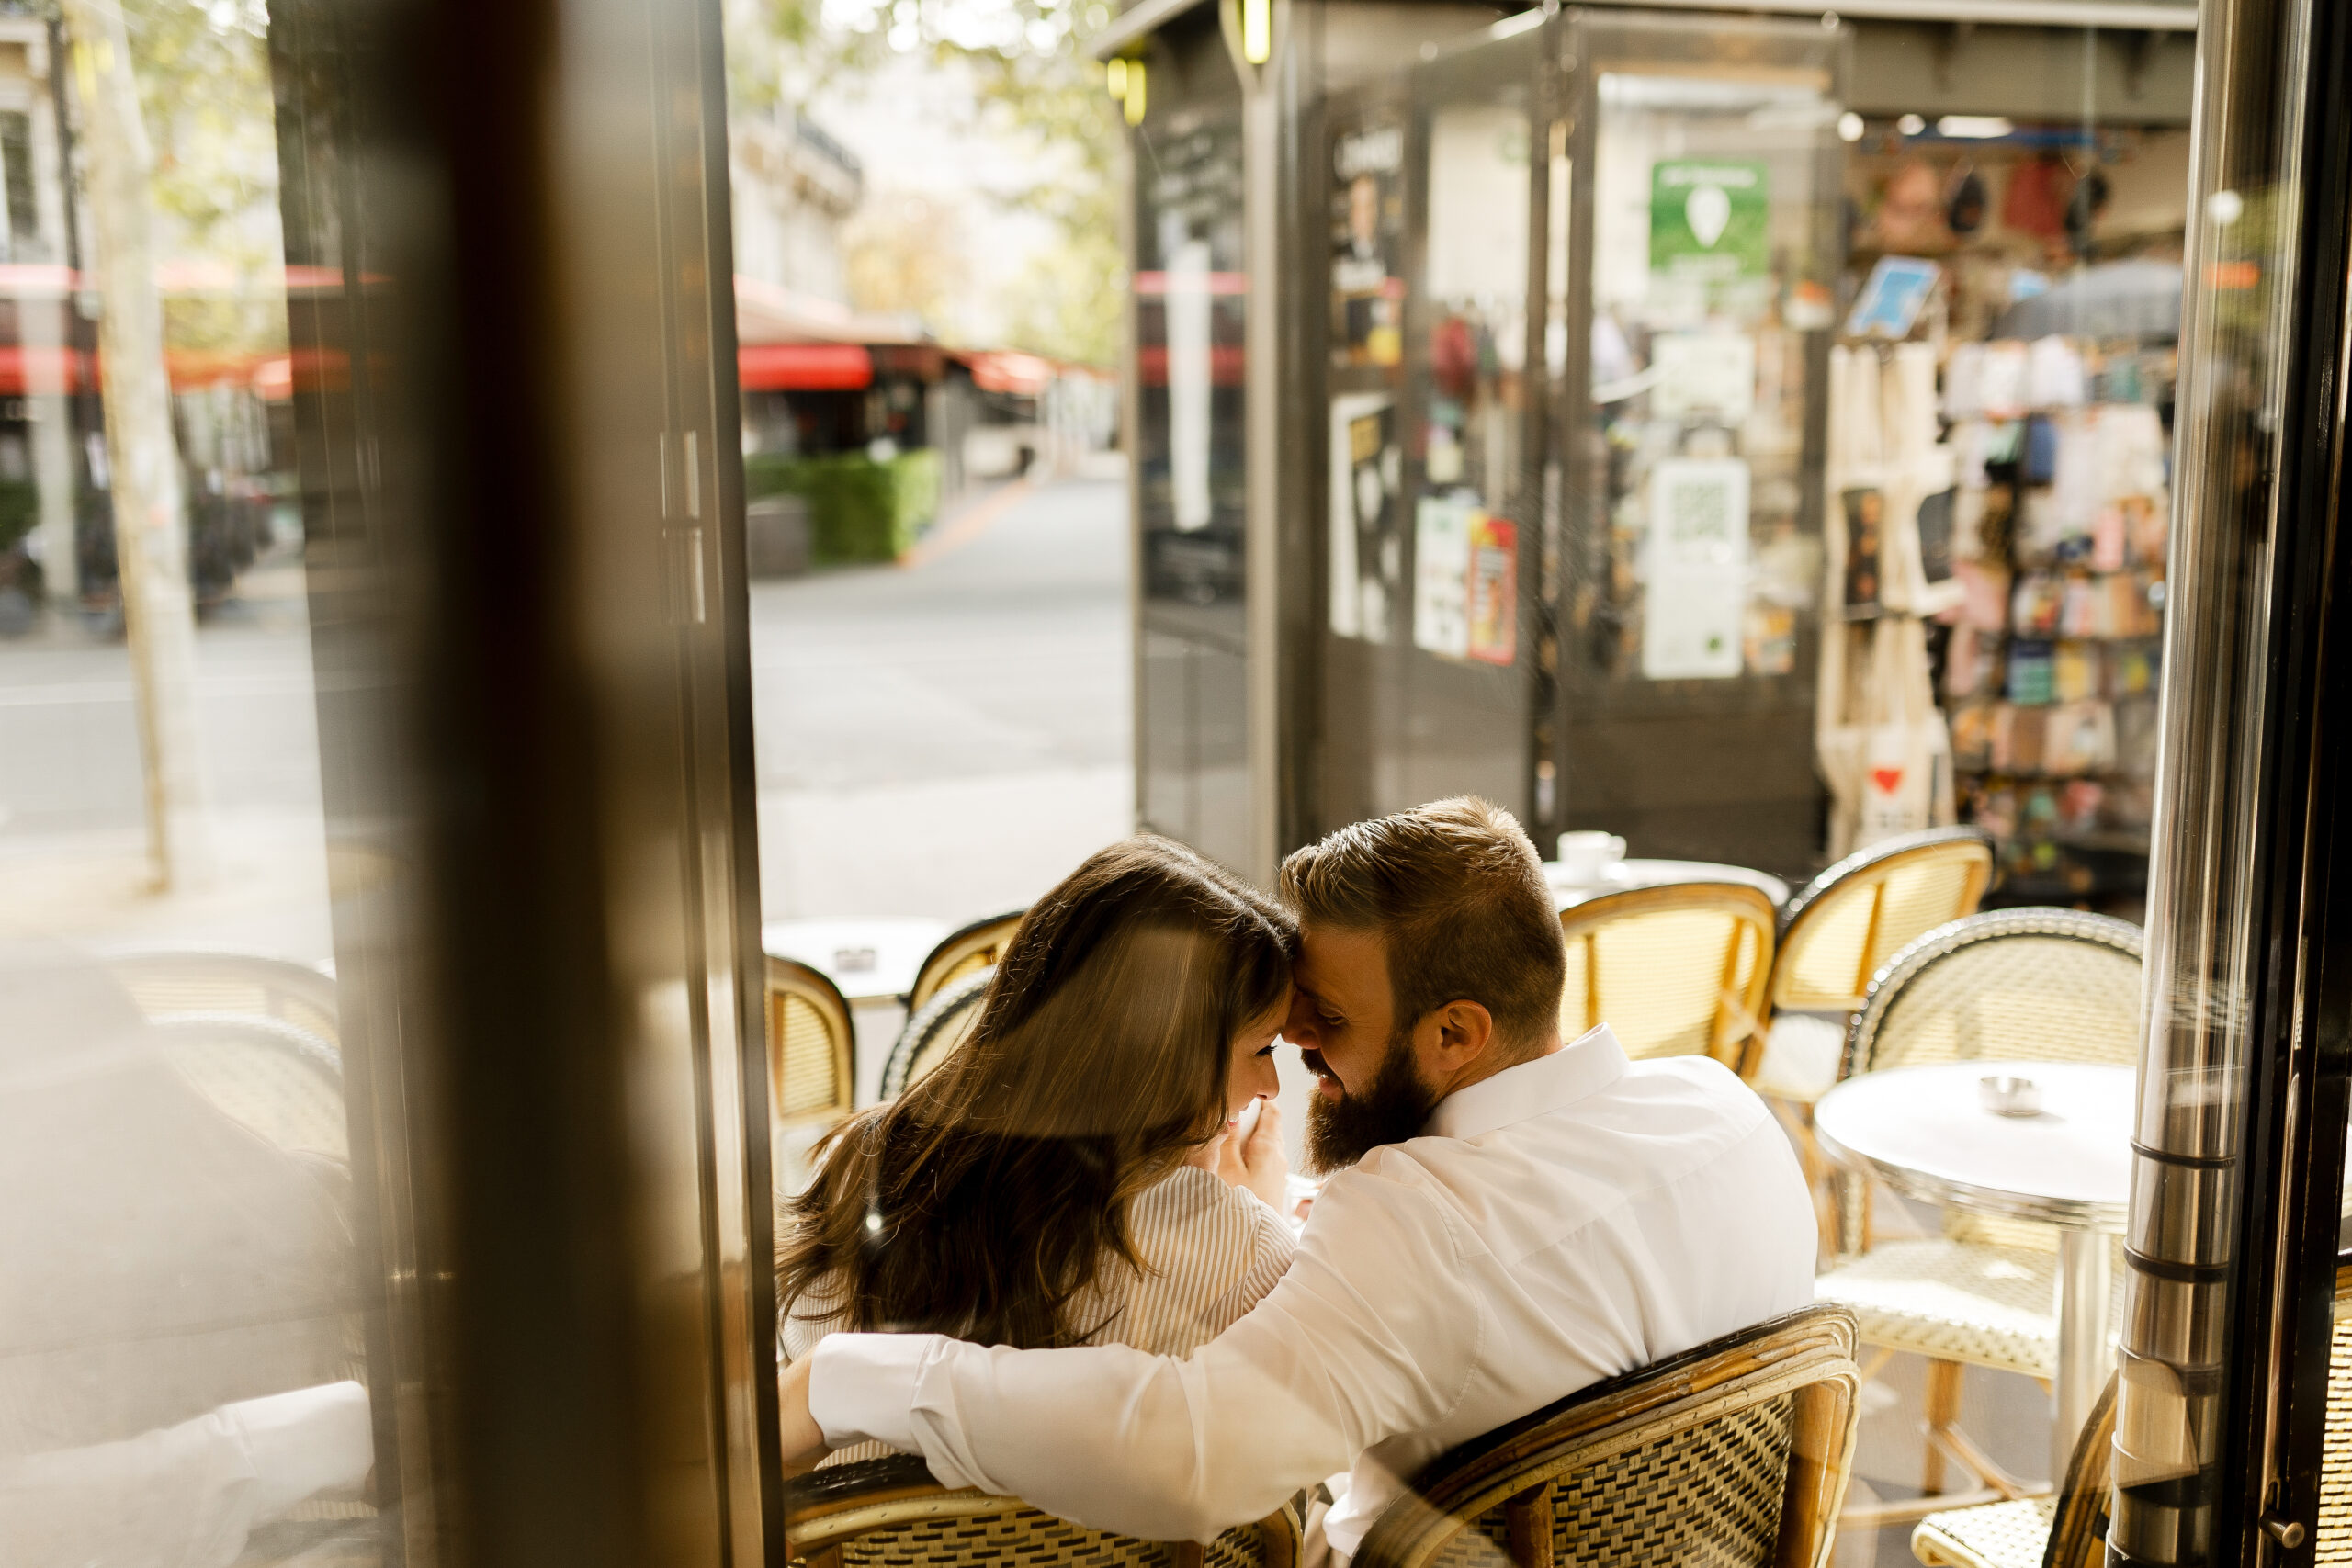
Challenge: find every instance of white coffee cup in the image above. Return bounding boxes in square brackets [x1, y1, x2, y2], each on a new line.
[1555, 830, 1627, 886]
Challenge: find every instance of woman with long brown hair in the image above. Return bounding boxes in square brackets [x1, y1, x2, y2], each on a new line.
[778, 838, 1300, 1463]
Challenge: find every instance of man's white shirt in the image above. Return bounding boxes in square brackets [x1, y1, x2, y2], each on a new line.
[810, 1023, 1818, 1558]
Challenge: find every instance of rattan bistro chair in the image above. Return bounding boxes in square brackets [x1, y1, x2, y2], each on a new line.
[770, 956, 856, 1128]
[1750, 829, 1993, 1253]
[2313, 1269, 2352, 1560]
[1556, 883, 1776, 1065]
[880, 966, 994, 1099]
[1749, 828, 1993, 1103]
[1910, 1374, 2115, 1568]
[104, 948, 372, 1545]
[1353, 1304, 1859, 1568]
[105, 946, 342, 1049]
[103, 949, 347, 1156]
[1812, 909, 2143, 1530]
[152, 1014, 348, 1157]
[786, 1452, 1302, 1568]
[907, 908, 1025, 1014]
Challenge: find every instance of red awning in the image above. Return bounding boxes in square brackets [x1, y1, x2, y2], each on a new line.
[0, 344, 307, 396]
[967, 350, 1056, 396]
[739, 342, 873, 391]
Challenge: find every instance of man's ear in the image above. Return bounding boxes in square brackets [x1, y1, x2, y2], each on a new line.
[1413, 998, 1496, 1071]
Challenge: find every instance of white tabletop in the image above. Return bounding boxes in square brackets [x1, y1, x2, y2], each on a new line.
[1546, 858, 1792, 911]
[763, 917, 946, 1003]
[1813, 1060, 2135, 1232]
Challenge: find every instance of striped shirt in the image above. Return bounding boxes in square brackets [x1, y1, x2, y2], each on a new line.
[782, 1165, 1295, 1468]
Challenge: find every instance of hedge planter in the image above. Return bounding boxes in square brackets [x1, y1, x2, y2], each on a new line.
[744, 449, 941, 566]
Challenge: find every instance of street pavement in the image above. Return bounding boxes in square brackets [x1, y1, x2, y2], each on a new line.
[0, 476, 1135, 963]
[751, 475, 1132, 923]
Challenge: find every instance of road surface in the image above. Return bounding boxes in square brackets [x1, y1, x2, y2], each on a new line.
[0, 477, 1135, 957]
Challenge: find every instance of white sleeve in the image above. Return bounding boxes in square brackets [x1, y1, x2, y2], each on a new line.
[808, 1174, 1484, 1543]
[0, 1381, 372, 1568]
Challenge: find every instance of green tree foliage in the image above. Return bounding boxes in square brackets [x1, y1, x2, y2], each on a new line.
[727, 0, 883, 110]
[732, 0, 1125, 367]
[953, 4, 1124, 367]
[119, 0, 285, 359]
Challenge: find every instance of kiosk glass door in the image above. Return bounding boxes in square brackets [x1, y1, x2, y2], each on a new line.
[1313, 17, 1547, 830]
[1551, 12, 1845, 876]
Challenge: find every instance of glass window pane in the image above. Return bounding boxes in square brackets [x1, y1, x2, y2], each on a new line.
[6, 2, 772, 1565]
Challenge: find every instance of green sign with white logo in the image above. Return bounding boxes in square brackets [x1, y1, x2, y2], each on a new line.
[1649, 160, 1770, 281]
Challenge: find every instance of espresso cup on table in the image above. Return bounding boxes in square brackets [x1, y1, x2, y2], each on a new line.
[1555, 830, 1626, 886]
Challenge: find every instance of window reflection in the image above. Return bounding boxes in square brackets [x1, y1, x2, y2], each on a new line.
[0, 5, 356, 1562]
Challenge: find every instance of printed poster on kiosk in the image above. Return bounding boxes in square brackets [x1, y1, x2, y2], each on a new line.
[1412, 493, 1516, 666]
[1329, 393, 1403, 640]
[1330, 118, 1406, 368]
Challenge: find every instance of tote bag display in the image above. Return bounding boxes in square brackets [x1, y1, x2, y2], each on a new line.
[1817, 344, 1957, 857]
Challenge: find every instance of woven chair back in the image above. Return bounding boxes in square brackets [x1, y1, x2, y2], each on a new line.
[770, 956, 855, 1125]
[1771, 829, 1992, 1017]
[2316, 1269, 2352, 1562]
[102, 951, 347, 1158]
[1556, 884, 1776, 1065]
[106, 947, 342, 1051]
[786, 1454, 1301, 1568]
[909, 908, 1026, 1013]
[882, 967, 994, 1099]
[153, 1013, 347, 1158]
[1353, 1304, 1858, 1568]
[1846, 909, 2143, 1080]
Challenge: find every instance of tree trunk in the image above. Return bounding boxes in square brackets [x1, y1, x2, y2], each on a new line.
[58, 2, 209, 889]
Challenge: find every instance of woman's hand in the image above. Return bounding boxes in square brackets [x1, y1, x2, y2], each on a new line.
[1215, 1100, 1289, 1211]
[778, 1355, 831, 1478]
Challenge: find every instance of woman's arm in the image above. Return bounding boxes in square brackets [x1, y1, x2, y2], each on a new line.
[789, 1173, 1485, 1541]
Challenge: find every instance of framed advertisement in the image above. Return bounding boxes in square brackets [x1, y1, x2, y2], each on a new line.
[1330, 118, 1406, 368]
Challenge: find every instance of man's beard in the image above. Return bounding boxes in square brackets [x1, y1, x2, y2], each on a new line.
[1305, 1031, 1442, 1175]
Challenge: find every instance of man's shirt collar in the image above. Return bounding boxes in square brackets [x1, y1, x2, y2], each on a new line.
[1424, 1023, 1631, 1141]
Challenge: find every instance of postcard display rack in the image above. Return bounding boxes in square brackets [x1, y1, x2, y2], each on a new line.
[1829, 266, 2173, 909]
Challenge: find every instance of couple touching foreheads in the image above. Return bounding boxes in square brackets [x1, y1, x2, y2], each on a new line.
[775, 797, 1816, 1564]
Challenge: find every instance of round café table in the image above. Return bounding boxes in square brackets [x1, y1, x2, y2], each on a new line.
[763, 916, 945, 1004]
[1813, 1058, 2133, 1481]
[1545, 857, 1792, 911]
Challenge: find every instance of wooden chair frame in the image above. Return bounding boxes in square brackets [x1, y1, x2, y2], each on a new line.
[1555, 882, 1778, 1067]
[786, 1453, 1301, 1568]
[1909, 1373, 2115, 1568]
[2042, 1376, 2117, 1568]
[1355, 1305, 1860, 1568]
[768, 954, 855, 1127]
[1768, 827, 1993, 1019]
[906, 908, 1026, 1014]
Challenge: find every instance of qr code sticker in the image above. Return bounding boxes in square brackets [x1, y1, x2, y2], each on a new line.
[1668, 473, 1731, 545]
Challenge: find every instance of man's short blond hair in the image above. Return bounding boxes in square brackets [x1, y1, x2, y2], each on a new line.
[1277, 797, 1565, 1050]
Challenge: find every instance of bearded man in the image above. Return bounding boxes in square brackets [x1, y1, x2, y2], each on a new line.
[778, 797, 1817, 1564]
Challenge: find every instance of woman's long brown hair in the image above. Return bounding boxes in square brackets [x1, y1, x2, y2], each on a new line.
[777, 838, 1297, 1349]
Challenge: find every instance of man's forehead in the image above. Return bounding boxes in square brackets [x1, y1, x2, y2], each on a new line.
[1295, 924, 1387, 993]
